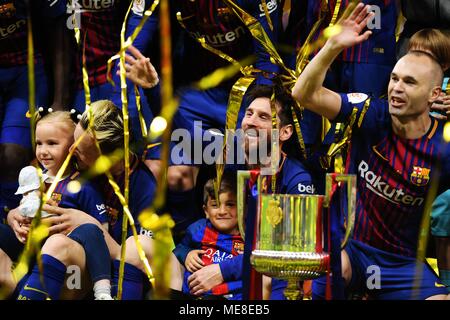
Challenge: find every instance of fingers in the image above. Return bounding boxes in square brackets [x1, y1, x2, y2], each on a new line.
[357, 11, 375, 31]
[127, 45, 145, 60]
[348, 3, 365, 22]
[125, 54, 138, 66]
[48, 222, 70, 235]
[42, 204, 65, 215]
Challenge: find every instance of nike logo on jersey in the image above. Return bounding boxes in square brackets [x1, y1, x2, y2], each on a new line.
[23, 284, 49, 296]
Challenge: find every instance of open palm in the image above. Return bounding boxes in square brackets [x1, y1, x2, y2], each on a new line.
[329, 3, 375, 50]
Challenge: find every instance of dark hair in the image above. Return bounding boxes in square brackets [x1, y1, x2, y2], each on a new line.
[247, 83, 295, 127]
[203, 171, 237, 205]
[246, 83, 304, 159]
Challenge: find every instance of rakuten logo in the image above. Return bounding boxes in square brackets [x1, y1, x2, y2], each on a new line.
[358, 161, 424, 206]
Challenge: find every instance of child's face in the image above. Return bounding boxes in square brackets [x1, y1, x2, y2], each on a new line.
[203, 192, 239, 235]
[36, 121, 74, 176]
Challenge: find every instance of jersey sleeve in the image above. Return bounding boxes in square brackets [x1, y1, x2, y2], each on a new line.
[172, 220, 204, 265]
[334, 93, 390, 133]
[127, 0, 159, 52]
[219, 254, 243, 282]
[239, 0, 281, 84]
[76, 181, 108, 224]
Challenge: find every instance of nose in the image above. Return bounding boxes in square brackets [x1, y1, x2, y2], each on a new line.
[392, 80, 404, 93]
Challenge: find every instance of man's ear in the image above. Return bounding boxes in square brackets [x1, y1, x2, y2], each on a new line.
[203, 205, 210, 219]
[429, 86, 442, 104]
[279, 124, 293, 142]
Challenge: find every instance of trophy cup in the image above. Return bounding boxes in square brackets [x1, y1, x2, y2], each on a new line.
[237, 172, 356, 300]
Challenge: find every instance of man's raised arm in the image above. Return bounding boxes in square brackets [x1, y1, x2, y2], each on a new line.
[291, 3, 374, 121]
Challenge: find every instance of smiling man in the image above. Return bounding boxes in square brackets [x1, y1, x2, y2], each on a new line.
[292, 3, 450, 300]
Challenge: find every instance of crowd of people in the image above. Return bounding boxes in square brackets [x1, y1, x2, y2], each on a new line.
[0, 0, 449, 300]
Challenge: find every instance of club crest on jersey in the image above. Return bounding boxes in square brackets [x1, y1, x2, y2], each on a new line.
[51, 192, 62, 204]
[410, 166, 430, 186]
[233, 241, 244, 255]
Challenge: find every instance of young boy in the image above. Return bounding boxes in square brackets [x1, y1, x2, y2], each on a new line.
[171, 172, 244, 300]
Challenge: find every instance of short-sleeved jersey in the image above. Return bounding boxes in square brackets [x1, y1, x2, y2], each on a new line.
[46, 170, 107, 224]
[175, 0, 280, 85]
[173, 218, 244, 300]
[336, 93, 450, 257]
[258, 153, 316, 195]
[93, 155, 156, 244]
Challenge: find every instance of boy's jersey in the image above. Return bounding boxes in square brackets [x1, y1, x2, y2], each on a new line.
[93, 155, 156, 244]
[46, 170, 107, 224]
[336, 93, 450, 257]
[175, 0, 280, 85]
[0, 1, 28, 66]
[173, 218, 244, 300]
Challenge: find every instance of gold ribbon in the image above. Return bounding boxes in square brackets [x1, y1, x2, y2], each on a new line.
[260, 0, 273, 31]
[320, 98, 371, 171]
[116, 0, 134, 300]
[138, 0, 177, 300]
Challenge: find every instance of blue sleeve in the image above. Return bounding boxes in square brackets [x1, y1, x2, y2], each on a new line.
[172, 220, 203, 265]
[77, 182, 108, 224]
[219, 254, 243, 282]
[239, 0, 281, 84]
[127, 0, 159, 52]
[334, 93, 390, 132]
[130, 169, 156, 234]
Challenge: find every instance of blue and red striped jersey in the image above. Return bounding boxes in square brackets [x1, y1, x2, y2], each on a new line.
[336, 0, 398, 66]
[93, 154, 156, 244]
[174, 218, 244, 300]
[287, 0, 398, 66]
[45, 169, 107, 224]
[175, 0, 280, 86]
[335, 93, 450, 257]
[0, 1, 28, 67]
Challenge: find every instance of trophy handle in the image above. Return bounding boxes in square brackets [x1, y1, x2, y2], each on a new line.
[325, 173, 357, 249]
[237, 170, 251, 240]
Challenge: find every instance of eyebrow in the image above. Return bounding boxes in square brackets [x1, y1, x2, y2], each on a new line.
[391, 72, 418, 83]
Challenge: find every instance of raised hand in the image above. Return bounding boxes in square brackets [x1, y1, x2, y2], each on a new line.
[117, 45, 159, 89]
[328, 3, 375, 51]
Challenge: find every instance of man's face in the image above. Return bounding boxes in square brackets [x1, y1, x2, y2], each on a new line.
[388, 55, 441, 120]
[71, 124, 100, 171]
[241, 97, 275, 158]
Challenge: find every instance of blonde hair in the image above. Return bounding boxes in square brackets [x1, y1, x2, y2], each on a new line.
[408, 28, 450, 71]
[36, 111, 76, 133]
[79, 100, 124, 154]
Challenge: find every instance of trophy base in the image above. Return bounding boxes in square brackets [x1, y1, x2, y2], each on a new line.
[250, 250, 330, 280]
